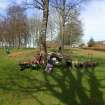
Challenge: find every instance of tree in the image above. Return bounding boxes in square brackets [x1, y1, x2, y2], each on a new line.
[88, 38, 95, 47]
[46, 8, 57, 41]
[65, 21, 83, 46]
[56, 8, 83, 47]
[25, 0, 49, 63]
[51, 0, 89, 54]
[7, 4, 29, 48]
[0, 19, 5, 47]
[24, 0, 93, 62]
[0, 16, 12, 47]
[28, 16, 42, 47]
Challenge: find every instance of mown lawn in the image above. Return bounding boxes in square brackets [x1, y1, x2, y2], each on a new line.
[0, 48, 105, 105]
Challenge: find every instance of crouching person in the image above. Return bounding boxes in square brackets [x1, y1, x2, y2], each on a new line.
[65, 59, 72, 71]
[64, 58, 73, 70]
[45, 58, 54, 73]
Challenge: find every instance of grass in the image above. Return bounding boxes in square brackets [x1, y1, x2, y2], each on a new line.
[0, 48, 105, 105]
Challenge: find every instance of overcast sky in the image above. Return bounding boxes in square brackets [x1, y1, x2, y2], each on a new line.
[0, 0, 105, 42]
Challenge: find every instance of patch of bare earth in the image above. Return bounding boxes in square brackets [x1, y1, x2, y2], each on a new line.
[8, 51, 35, 59]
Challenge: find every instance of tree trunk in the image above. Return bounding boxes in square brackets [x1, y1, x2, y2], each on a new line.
[61, 0, 66, 55]
[61, 19, 65, 54]
[40, 0, 49, 64]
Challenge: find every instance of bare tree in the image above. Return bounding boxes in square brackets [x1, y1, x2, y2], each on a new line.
[62, 8, 83, 46]
[51, 0, 88, 54]
[0, 4, 29, 48]
[25, 0, 49, 63]
[47, 11, 56, 41]
[7, 4, 29, 48]
[28, 16, 42, 47]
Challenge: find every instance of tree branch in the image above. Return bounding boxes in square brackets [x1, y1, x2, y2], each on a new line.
[33, 0, 44, 8]
[24, 0, 44, 10]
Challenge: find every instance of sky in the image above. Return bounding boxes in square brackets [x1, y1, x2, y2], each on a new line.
[0, 0, 105, 43]
[81, 0, 105, 42]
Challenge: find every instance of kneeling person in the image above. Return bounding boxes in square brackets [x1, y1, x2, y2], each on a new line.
[45, 58, 54, 73]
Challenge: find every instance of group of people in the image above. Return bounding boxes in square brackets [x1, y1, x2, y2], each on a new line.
[19, 48, 64, 72]
[45, 52, 63, 73]
[32, 52, 44, 65]
[19, 51, 44, 71]
[45, 53, 97, 73]
[19, 46, 97, 72]
[74, 60, 97, 70]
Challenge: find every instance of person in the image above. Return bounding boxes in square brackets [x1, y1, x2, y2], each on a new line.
[65, 59, 72, 71]
[19, 60, 31, 71]
[5, 47, 10, 54]
[58, 46, 61, 53]
[32, 51, 44, 65]
[45, 57, 54, 73]
[63, 54, 72, 71]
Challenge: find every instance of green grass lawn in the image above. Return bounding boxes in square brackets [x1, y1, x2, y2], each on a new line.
[0, 48, 105, 105]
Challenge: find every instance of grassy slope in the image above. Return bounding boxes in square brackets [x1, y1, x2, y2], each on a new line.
[0, 48, 105, 105]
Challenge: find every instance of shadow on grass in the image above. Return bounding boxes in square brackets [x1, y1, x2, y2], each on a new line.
[86, 69, 104, 105]
[43, 68, 89, 105]
[0, 66, 104, 105]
